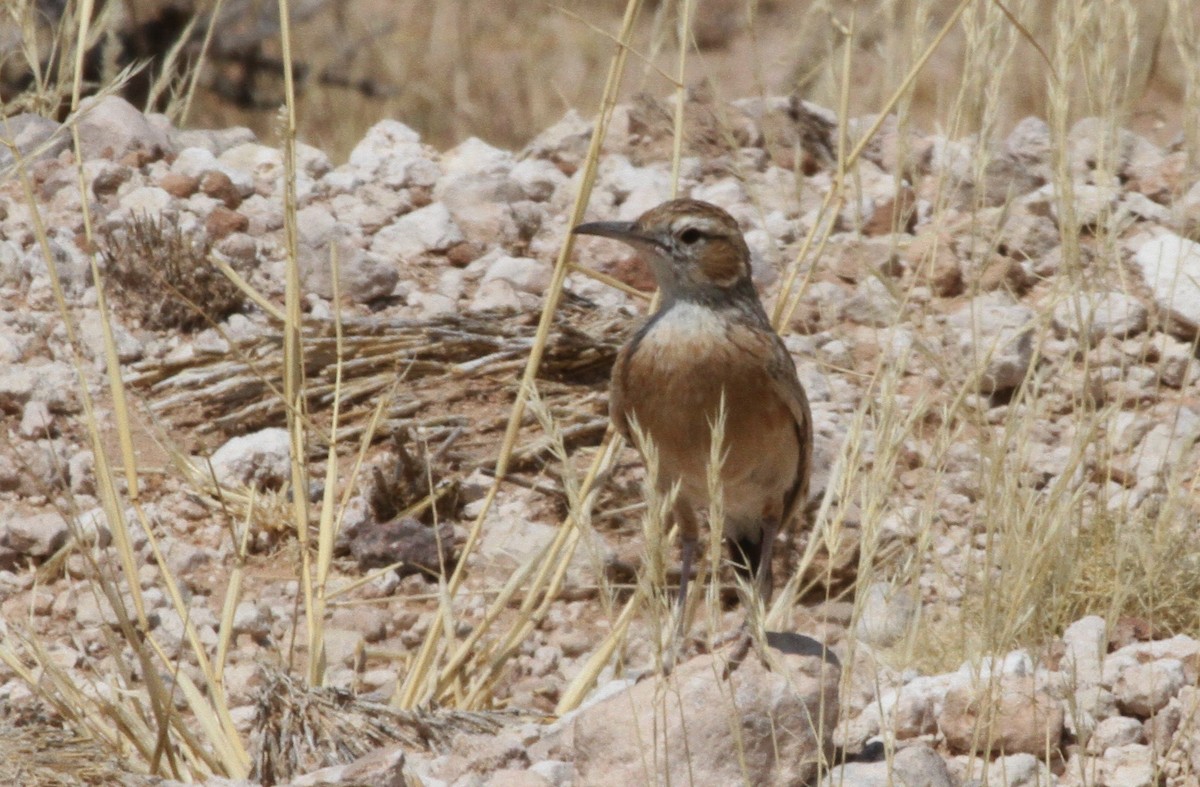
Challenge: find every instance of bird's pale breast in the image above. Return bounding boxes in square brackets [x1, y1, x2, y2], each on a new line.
[613, 301, 801, 526]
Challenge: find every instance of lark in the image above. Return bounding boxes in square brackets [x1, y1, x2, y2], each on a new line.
[574, 199, 812, 633]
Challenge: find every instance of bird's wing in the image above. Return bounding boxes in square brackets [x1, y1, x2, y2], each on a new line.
[766, 334, 813, 527]
[608, 341, 634, 441]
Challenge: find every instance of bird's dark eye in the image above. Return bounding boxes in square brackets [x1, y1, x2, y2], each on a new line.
[678, 228, 703, 245]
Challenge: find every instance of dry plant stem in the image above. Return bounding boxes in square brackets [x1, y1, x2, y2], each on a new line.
[395, 0, 649, 710]
[312, 245, 346, 686]
[670, 0, 694, 195]
[272, 0, 323, 688]
[771, 0, 976, 331]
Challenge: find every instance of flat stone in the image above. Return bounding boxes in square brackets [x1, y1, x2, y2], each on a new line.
[574, 647, 839, 787]
[1133, 234, 1200, 337]
[76, 96, 170, 159]
[208, 427, 292, 490]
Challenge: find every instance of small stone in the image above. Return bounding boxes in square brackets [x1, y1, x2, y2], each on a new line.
[854, 581, 918, 648]
[947, 293, 1035, 393]
[1097, 743, 1156, 787]
[482, 255, 551, 295]
[1, 509, 69, 558]
[574, 647, 838, 786]
[824, 744, 953, 787]
[939, 675, 1064, 756]
[1114, 659, 1187, 717]
[207, 427, 292, 490]
[0, 114, 69, 169]
[372, 202, 465, 259]
[1052, 291, 1148, 344]
[906, 231, 961, 296]
[200, 170, 242, 208]
[158, 171, 199, 198]
[205, 206, 250, 239]
[76, 95, 170, 159]
[1133, 234, 1200, 337]
[322, 628, 365, 668]
[1087, 715, 1144, 753]
[345, 517, 457, 578]
[119, 185, 174, 215]
[470, 278, 523, 313]
[18, 399, 53, 438]
[232, 601, 270, 638]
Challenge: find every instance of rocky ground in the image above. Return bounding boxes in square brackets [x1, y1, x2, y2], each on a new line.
[2, 91, 1200, 785]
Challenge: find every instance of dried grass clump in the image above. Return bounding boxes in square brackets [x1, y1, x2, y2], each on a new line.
[248, 668, 511, 785]
[99, 213, 244, 331]
[0, 716, 131, 787]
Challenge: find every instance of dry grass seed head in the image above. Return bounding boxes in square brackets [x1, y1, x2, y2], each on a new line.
[99, 212, 245, 332]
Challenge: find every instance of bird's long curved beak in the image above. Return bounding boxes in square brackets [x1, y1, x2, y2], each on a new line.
[571, 220, 641, 241]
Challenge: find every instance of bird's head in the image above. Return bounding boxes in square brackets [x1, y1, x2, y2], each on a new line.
[573, 199, 752, 301]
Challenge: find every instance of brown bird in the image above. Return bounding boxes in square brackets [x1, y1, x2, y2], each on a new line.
[574, 198, 812, 626]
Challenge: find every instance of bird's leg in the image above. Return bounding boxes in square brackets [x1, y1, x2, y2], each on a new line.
[676, 534, 697, 632]
[662, 502, 699, 675]
[724, 516, 782, 677]
[754, 516, 781, 608]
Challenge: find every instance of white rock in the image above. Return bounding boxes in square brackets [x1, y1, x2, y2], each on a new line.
[323, 627, 365, 667]
[854, 581, 918, 648]
[208, 427, 292, 489]
[68, 450, 96, 495]
[841, 277, 900, 327]
[76, 95, 170, 158]
[18, 399, 53, 438]
[118, 185, 174, 215]
[468, 278, 523, 312]
[163, 537, 214, 575]
[825, 744, 954, 787]
[1052, 291, 1147, 343]
[1097, 743, 1156, 787]
[232, 601, 270, 638]
[522, 109, 593, 172]
[528, 759, 573, 786]
[574, 647, 838, 787]
[408, 290, 457, 318]
[947, 293, 1035, 392]
[172, 147, 218, 178]
[1151, 333, 1198, 387]
[0, 510, 69, 558]
[372, 203, 464, 259]
[1131, 406, 1200, 486]
[435, 172, 523, 244]
[1113, 658, 1187, 717]
[0, 113, 69, 168]
[348, 120, 439, 188]
[482, 255, 551, 295]
[78, 309, 143, 363]
[598, 157, 672, 221]
[72, 507, 111, 549]
[441, 136, 513, 176]
[1133, 234, 1200, 336]
[958, 752, 1053, 787]
[1086, 715, 1144, 753]
[509, 158, 568, 202]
